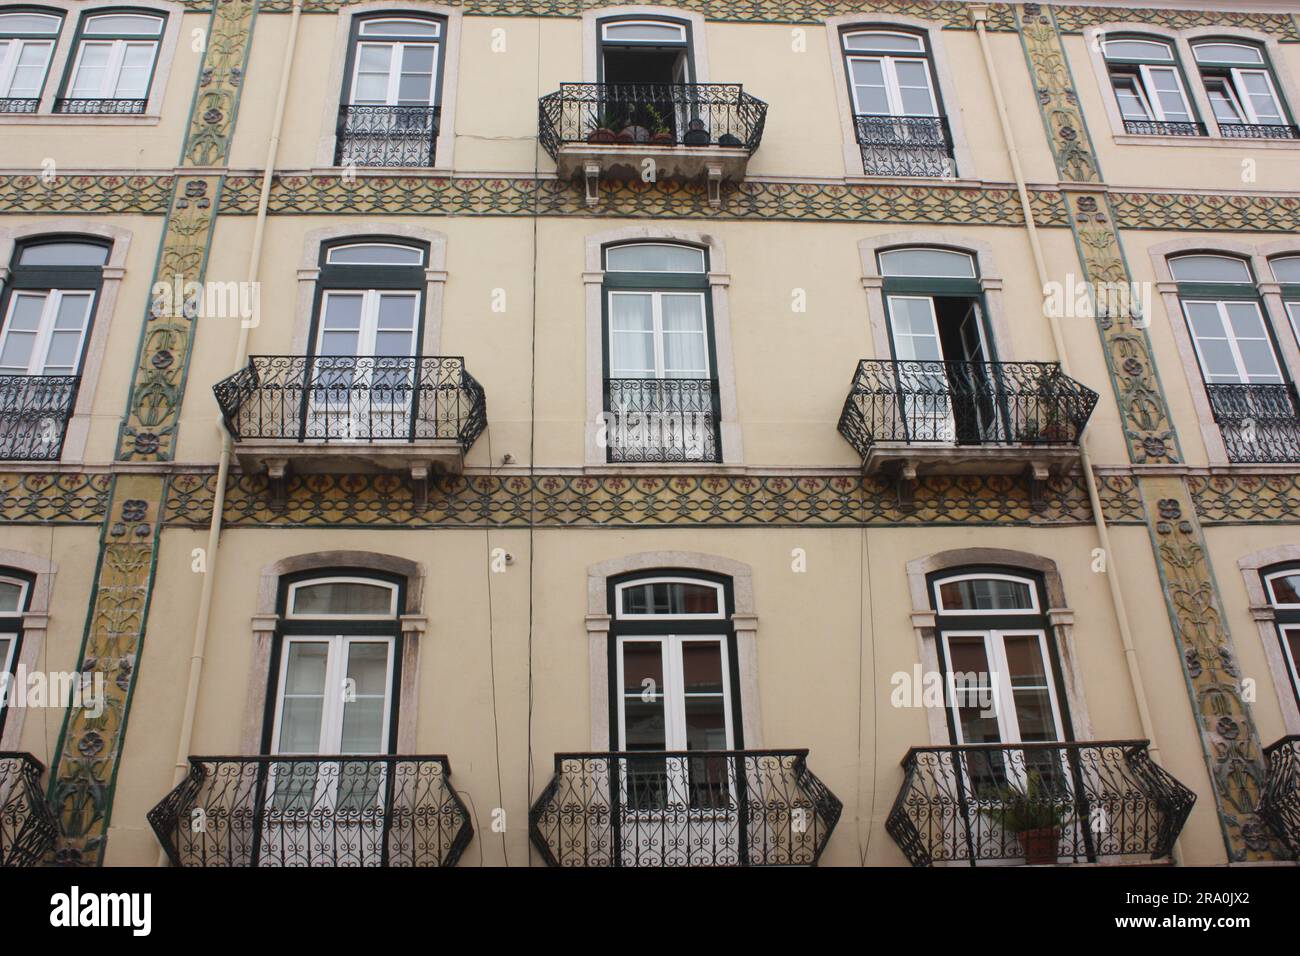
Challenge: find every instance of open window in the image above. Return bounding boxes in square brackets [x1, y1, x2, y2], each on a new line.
[0, 571, 32, 739]
[56, 9, 164, 114]
[0, 8, 61, 112]
[1271, 256, 1300, 348]
[1193, 39, 1295, 139]
[1103, 36, 1202, 136]
[1262, 565, 1300, 708]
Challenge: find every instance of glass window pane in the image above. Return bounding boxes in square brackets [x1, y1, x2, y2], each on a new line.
[0, 13, 61, 33]
[1104, 38, 1173, 61]
[70, 42, 110, 95]
[340, 697, 384, 753]
[376, 294, 416, 330]
[1237, 340, 1281, 380]
[277, 698, 324, 752]
[843, 32, 924, 53]
[938, 577, 1035, 612]
[1169, 255, 1252, 283]
[400, 45, 435, 72]
[0, 331, 35, 370]
[849, 58, 889, 114]
[1003, 635, 1049, 687]
[610, 294, 653, 331]
[1147, 68, 1191, 120]
[44, 332, 83, 370]
[8, 41, 52, 97]
[1225, 302, 1266, 339]
[18, 241, 108, 266]
[893, 60, 935, 115]
[360, 18, 440, 38]
[1204, 81, 1243, 123]
[6, 293, 46, 331]
[622, 642, 663, 693]
[946, 637, 1000, 744]
[683, 698, 727, 750]
[681, 642, 723, 695]
[1194, 42, 1263, 65]
[621, 581, 720, 615]
[1010, 687, 1058, 742]
[326, 243, 422, 266]
[602, 21, 686, 43]
[1269, 572, 1300, 605]
[357, 44, 392, 72]
[291, 580, 394, 616]
[85, 15, 163, 35]
[0, 580, 24, 613]
[880, 247, 976, 278]
[1272, 257, 1300, 284]
[373, 330, 413, 356]
[606, 243, 705, 273]
[611, 331, 654, 375]
[1112, 76, 1151, 119]
[283, 642, 328, 694]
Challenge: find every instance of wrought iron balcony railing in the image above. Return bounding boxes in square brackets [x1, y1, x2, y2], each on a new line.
[0, 374, 79, 461]
[1122, 119, 1206, 136]
[53, 97, 147, 114]
[1258, 735, 1300, 858]
[539, 83, 767, 159]
[213, 355, 486, 450]
[854, 114, 955, 178]
[1218, 121, 1300, 140]
[147, 755, 473, 867]
[0, 753, 58, 867]
[530, 750, 842, 866]
[0, 97, 38, 113]
[886, 741, 1196, 867]
[838, 359, 1098, 457]
[1204, 382, 1300, 463]
[604, 377, 720, 463]
[334, 104, 440, 168]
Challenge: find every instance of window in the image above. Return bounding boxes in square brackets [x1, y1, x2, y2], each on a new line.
[1103, 36, 1202, 136]
[0, 571, 32, 738]
[1193, 40, 1294, 139]
[304, 239, 426, 441]
[337, 15, 445, 168]
[609, 572, 739, 816]
[56, 10, 163, 114]
[0, 237, 107, 460]
[1170, 253, 1298, 463]
[603, 242, 718, 463]
[1263, 565, 1300, 706]
[1272, 257, 1300, 348]
[0, 9, 61, 112]
[598, 16, 691, 84]
[842, 28, 952, 178]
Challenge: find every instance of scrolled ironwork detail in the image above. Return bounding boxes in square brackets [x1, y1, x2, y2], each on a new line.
[147, 755, 473, 867]
[1258, 736, 1300, 858]
[605, 377, 720, 463]
[1205, 383, 1300, 464]
[854, 114, 955, 178]
[1122, 119, 1206, 137]
[0, 98, 38, 113]
[53, 97, 147, 114]
[1218, 122, 1300, 141]
[0, 753, 57, 867]
[0, 375, 79, 461]
[335, 105, 440, 168]
[885, 741, 1196, 867]
[530, 750, 842, 866]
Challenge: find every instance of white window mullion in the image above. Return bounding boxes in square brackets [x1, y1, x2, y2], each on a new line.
[651, 292, 666, 378]
[666, 636, 686, 750]
[882, 58, 904, 116]
[987, 632, 1020, 745]
[103, 40, 126, 98]
[385, 42, 402, 105]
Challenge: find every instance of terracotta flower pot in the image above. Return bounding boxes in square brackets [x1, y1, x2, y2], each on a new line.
[650, 131, 675, 145]
[1018, 826, 1060, 865]
[587, 128, 615, 144]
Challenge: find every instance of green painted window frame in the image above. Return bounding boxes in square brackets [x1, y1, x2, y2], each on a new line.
[54, 6, 165, 111]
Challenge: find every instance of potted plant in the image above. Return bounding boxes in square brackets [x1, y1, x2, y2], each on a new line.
[586, 111, 619, 144]
[644, 105, 675, 146]
[980, 772, 1068, 865]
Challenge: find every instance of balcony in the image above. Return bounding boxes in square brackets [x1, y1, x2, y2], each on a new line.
[529, 750, 842, 867]
[53, 97, 147, 114]
[1258, 736, 1299, 858]
[1205, 383, 1300, 463]
[854, 114, 955, 178]
[838, 360, 1098, 504]
[147, 755, 473, 867]
[0, 753, 58, 867]
[1218, 122, 1299, 140]
[886, 741, 1196, 867]
[538, 82, 768, 206]
[334, 104, 440, 168]
[0, 97, 38, 114]
[0, 374, 79, 461]
[213, 355, 486, 507]
[1122, 119, 1206, 136]
[605, 377, 720, 463]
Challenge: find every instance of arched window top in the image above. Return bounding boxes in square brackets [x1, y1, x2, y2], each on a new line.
[324, 241, 425, 267]
[1264, 566, 1300, 608]
[0, 10, 61, 34]
[1193, 40, 1265, 66]
[604, 242, 706, 273]
[932, 572, 1040, 615]
[614, 575, 725, 619]
[16, 238, 109, 267]
[600, 19, 688, 45]
[842, 29, 926, 54]
[357, 15, 441, 38]
[1102, 36, 1175, 62]
[1270, 256, 1300, 284]
[286, 575, 399, 619]
[879, 246, 976, 279]
[83, 12, 163, 35]
[1169, 253, 1254, 283]
[0, 573, 30, 615]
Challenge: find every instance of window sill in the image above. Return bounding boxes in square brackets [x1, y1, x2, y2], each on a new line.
[310, 165, 454, 178]
[581, 463, 746, 475]
[1112, 133, 1300, 149]
[0, 112, 161, 126]
[844, 174, 981, 187]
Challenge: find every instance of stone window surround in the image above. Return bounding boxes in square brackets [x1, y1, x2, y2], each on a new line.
[904, 548, 1092, 747]
[580, 6, 711, 83]
[287, 223, 449, 357]
[1083, 23, 1300, 149]
[585, 551, 762, 751]
[0, 0, 183, 126]
[857, 231, 1013, 361]
[1148, 236, 1300, 467]
[0, 219, 133, 464]
[313, 2, 464, 172]
[0, 550, 57, 751]
[1237, 545, 1300, 737]
[824, 14, 977, 184]
[240, 551, 427, 755]
[583, 224, 743, 468]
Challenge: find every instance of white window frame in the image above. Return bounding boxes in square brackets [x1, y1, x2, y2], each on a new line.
[0, 574, 30, 614]
[842, 33, 938, 118]
[941, 628, 1065, 746]
[316, 289, 420, 358]
[66, 12, 162, 102]
[285, 576, 399, 621]
[1111, 73, 1155, 120]
[932, 572, 1041, 617]
[0, 288, 95, 375]
[0, 24, 58, 100]
[614, 576, 726, 621]
[600, 19, 688, 45]
[614, 633, 734, 753]
[325, 242, 425, 267]
[1264, 569, 1300, 609]
[269, 633, 397, 756]
[349, 37, 440, 107]
[606, 289, 710, 380]
[1181, 298, 1282, 384]
[1135, 63, 1194, 122]
[1225, 67, 1286, 124]
[604, 242, 706, 274]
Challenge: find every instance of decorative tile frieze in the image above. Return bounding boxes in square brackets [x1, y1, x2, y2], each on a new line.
[1190, 473, 1300, 525]
[0, 472, 112, 524]
[1018, 3, 1102, 184]
[182, 0, 258, 167]
[1139, 477, 1280, 861]
[1052, 4, 1300, 41]
[161, 469, 1143, 528]
[0, 175, 173, 215]
[1111, 192, 1300, 234]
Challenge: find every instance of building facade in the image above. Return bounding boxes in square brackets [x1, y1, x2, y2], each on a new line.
[0, 0, 1299, 867]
